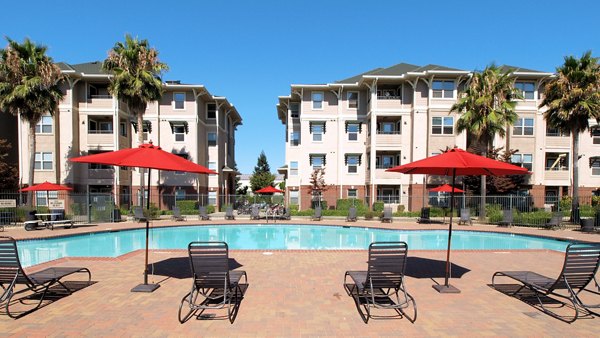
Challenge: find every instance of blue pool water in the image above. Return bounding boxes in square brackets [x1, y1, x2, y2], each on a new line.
[17, 224, 572, 267]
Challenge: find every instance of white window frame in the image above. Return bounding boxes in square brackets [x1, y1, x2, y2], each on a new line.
[347, 123, 359, 141]
[290, 190, 299, 205]
[348, 189, 357, 199]
[208, 162, 217, 176]
[432, 80, 454, 99]
[290, 161, 298, 176]
[290, 131, 300, 146]
[290, 102, 300, 118]
[173, 92, 186, 110]
[207, 132, 217, 146]
[515, 82, 535, 100]
[592, 160, 600, 176]
[35, 115, 53, 134]
[99, 121, 113, 133]
[312, 91, 324, 110]
[206, 103, 217, 119]
[514, 118, 534, 136]
[347, 91, 359, 109]
[119, 122, 127, 137]
[347, 155, 359, 174]
[432, 117, 454, 135]
[592, 128, 600, 145]
[512, 153, 533, 171]
[312, 124, 323, 142]
[208, 191, 217, 205]
[34, 152, 53, 170]
[175, 189, 186, 200]
[173, 125, 185, 142]
[311, 156, 324, 170]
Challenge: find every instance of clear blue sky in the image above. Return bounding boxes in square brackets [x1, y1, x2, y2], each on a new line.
[2, 0, 599, 174]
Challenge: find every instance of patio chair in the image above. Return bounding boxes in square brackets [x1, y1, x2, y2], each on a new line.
[544, 212, 563, 230]
[199, 206, 211, 221]
[280, 207, 291, 220]
[492, 242, 600, 322]
[171, 206, 187, 222]
[133, 206, 147, 222]
[344, 242, 417, 323]
[312, 206, 322, 221]
[0, 236, 92, 318]
[417, 207, 430, 224]
[225, 206, 235, 220]
[498, 209, 513, 227]
[178, 242, 248, 324]
[250, 205, 260, 220]
[381, 207, 393, 223]
[346, 207, 357, 222]
[458, 208, 472, 225]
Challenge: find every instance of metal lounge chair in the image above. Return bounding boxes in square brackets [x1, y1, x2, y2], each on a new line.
[417, 207, 430, 224]
[225, 206, 235, 220]
[171, 206, 187, 221]
[133, 206, 147, 222]
[250, 205, 260, 220]
[498, 209, 513, 227]
[346, 207, 357, 222]
[544, 212, 563, 230]
[458, 208, 472, 225]
[312, 206, 322, 221]
[344, 242, 417, 323]
[178, 242, 248, 324]
[0, 236, 92, 318]
[381, 207, 393, 223]
[492, 242, 600, 322]
[279, 207, 291, 220]
[199, 206, 211, 221]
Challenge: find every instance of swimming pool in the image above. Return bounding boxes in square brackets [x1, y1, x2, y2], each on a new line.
[17, 224, 572, 267]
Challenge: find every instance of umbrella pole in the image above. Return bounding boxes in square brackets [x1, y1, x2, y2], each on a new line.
[433, 168, 460, 293]
[132, 168, 160, 292]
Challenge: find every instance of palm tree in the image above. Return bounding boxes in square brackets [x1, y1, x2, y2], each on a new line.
[540, 51, 600, 221]
[451, 64, 522, 219]
[0, 37, 64, 205]
[102, 35, 168, 206]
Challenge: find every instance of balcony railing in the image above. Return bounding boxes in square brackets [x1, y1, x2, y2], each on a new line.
[88, 130, 114, 134]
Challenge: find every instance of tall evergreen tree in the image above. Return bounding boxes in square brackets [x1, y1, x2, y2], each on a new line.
[253, 150, 271, 174]
[250, 151, 275, 192]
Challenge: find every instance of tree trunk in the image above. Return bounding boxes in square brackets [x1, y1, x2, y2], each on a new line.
[137, 112, 145, 208]
[571, 132, 579, 222]
[479, 138, 489, 221]
[27, 122, 36, 207]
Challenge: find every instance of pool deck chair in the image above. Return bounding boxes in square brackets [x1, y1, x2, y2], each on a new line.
[0, 236, 92, 318]
[178, 242, 248, 324]
[498, 209, 514, 227]
[344, 242, 417, 323]
[545, 212, 563, 230]
[171, 206, 187, 221]
[199, 206, 211, 221]
[381, 207, 393, 223]
[492, 242, 600, 323]
[312, 206, 322, 221]
[250, 205, 260, 220]
[346, 207, 357, 222]
[225, 206, 235, 220]
[133, 206, 147, 222]
[458, 208, 472, 225]
[417, 207, 430, 224]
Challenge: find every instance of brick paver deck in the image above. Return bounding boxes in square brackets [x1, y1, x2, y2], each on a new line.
[1, 218, 598, 336]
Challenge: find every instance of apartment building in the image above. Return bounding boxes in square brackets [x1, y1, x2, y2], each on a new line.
[13, 61, 242, 208]
[277, 62, 600, 211]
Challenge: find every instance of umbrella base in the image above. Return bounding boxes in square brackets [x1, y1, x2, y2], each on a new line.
[432, 284, 461, 294]
[131, 283, 160, 293]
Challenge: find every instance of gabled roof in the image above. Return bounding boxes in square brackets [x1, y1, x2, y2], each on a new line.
[369, 62, 421, 76]
[336, 67, 383, 83]
[69, 61, 107, 75]
[499, 65, 548, 74]
[413, 64, 465, 72]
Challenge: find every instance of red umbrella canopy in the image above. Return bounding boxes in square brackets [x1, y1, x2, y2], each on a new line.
[70, 143, 217, 174]
[20, 181, 73, 192]
[386, 147, 530, 176]
[429, 184, 464, 193]
[255, 186, 284, 194]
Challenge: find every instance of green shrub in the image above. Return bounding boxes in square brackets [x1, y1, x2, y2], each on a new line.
[514, 210, 552, 225]
[559, 196, 572, 211]
[397, 205, 405, 212]
[592, 196, 599, 207]
[176, 200, 198, 214]
[289, 204, 299, 212]
[372, 202, 384, 212]
[205, 205, 215, 214]
[364, 210, 375, 220]
[336, 199, 365, 210]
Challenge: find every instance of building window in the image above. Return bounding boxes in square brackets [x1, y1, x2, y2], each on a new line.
[376, 154, 398, 169]
[378, 120, 401, 134]
[36, 191, 57, 206]
[119, 122, 127, 137]
[290, 161, 298, 176]
[545, 153, 568, 171]
[310, 155, 325, 170]
[311, 123, 323, 142]
[312, 91, 323, 109]
[515, 82, 535, 100]
[206, 103, 217, 119]
[173, 92, 185, 109]
[173, 153, 189, 174]
[290, 190, 299, 205]
[208, 162, 217, 175]
[546, 126, 569, 137]
[347, 91, 358, 109]
[514, 118, 534, 136]
[347, 155, 359, 173]
[208, 191, 217, 205]
[173, 125, 185, 142]
[432, 80, 454, 98]
[208, 132, 217, 146]
[290, 132, 300, 146]
[347, 123, 359, 141]
[591, 159, 600, 176]
[348, 189, 357, 198]
[34, 152, 53, 170]
[592, 128, 600, 145]
[432, 117, 453, 135]
[35, 116, 53, 134]
[175, 189, 186, 200]
[290, 102, 300, 118]
[511, 153, 533, 171]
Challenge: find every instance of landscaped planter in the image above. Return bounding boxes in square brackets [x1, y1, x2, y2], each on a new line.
[580, 218, 595, 232]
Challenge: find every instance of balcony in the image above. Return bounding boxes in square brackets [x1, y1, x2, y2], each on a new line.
[544, 169, 569, 181]
[84, 95, 114, 109]
[376, 97, 403, 110]
[376, 132, 402, 146]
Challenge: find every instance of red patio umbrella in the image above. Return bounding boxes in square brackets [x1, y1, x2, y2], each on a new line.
[429, 184, 464, 193]
[70, 143, 216, 293]
[387, 147, 529, 293]
[20, 181, 73, 207]
[255, 186, 284, 194]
